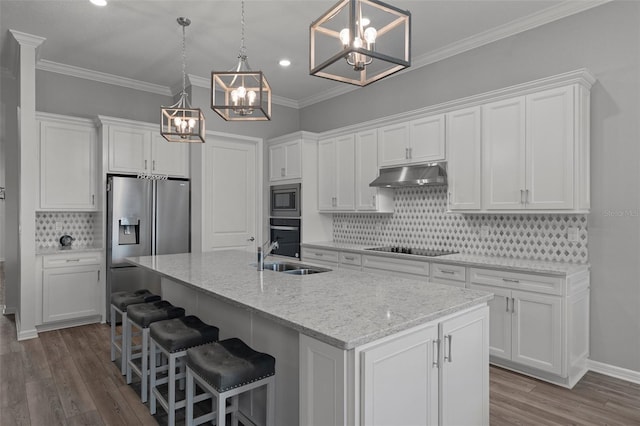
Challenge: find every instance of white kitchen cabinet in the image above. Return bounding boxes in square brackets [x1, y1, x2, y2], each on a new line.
[440, 305, 489, 426]
[378, 114, 446, 167]
[269, 139, 301, 182]
[301, 246, 340, 268]
[39, 252, 102, 325]
[37, 113, 97, 210]
[362, 254, 430, 280]
[101, 117, 189, 177]
[430, 263, 466, 288]
[355, 130, 393, 212]
[339, 252, 362, 271]
[446, 106, 482, 211]
[482, 85, 582, 211]
[318, 135, 355, 212]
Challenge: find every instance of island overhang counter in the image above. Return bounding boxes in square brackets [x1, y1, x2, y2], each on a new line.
[126, 250, 493, 426]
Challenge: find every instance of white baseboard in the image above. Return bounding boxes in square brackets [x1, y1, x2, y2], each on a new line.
[15, 313, 38, 341]
[587, 359, 640, 385]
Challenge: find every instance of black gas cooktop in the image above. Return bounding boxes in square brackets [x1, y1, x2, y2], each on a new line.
[365, 246, 458, 257]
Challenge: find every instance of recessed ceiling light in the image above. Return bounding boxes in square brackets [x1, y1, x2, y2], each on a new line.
[279, 59, 291, 67]
[90, 0, 107, 6]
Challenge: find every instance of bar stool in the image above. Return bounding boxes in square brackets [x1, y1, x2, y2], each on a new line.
[110, 289, 161, 375]
[185, 338, 276, 426]
[126, 300, 185, 403]
[148, 315, 219, 426]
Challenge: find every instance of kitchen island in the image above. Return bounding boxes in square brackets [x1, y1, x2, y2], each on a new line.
[127, 250, 493, 426]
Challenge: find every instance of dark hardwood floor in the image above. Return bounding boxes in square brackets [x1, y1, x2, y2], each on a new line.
[1, 310, 639, 425]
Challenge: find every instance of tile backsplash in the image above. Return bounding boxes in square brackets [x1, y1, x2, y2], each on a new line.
[36, 212, 98, 249]
[334, 186, 588, 263]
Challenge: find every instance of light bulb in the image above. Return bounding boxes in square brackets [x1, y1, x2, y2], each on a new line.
[364, 27, 377, 44]
[231, 90, 238, 103]
[248, 90, 256, 105]
[188, 119, 196, 129]
[236, 86, 247, 98]
[174, 117, 182, 127]
[339, 28, 350, 46]
[180, 120, 188, 130]
[353, 36, 363, 49]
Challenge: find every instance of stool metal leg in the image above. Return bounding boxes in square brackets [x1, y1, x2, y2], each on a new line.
[125, 319, 133, 384]
[141, 327, 149, 403]
[186, 368, 194, 424]
[120, 311, 128, 375]
[149, 339, 158, 415]
[216, 391, 226, 426]
[168, 350, 176, 426]
[266, 379, 276, 426]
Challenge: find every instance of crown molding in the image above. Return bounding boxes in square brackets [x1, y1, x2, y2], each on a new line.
[36, 59, 172, 96]
[9, 30, 46, 50]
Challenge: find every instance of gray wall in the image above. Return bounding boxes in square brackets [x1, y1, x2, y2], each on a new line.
[300, 1, 640, 373]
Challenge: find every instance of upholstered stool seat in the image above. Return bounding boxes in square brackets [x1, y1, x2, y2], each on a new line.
[185, 338, 276, 426]
[148, 316, 219, 426]
[126, 300, 185, 403]
[110, 289, 160, 375]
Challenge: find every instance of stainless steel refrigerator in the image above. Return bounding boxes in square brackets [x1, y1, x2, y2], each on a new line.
[106, 175, 190, 317]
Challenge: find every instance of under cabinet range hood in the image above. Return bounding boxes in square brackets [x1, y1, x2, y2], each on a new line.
[369, 162, 447, 188]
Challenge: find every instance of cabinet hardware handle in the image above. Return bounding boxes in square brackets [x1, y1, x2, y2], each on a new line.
[520, 189, 525, 204]
[152, 160, 156, 171]
[511, 297, 516, 314]
[444, 334, 453, 362]
[448, 191, 452, 206]
[144, 159, 148, 170]
[405, 147, 409, 159]
[502, 278, 520, 283]
[441, 270, 455, 275]
[315, 253, 324, 257]
[506, 297, 510, 312]
[372, 195, 376, 206]
[409, 147, 412, 159]
[281, 167, 285, 177]
[344, 256, 355, 261]
[97, 270, 100, 281]
[525, 189, 529, 204]
[92, 194, 95, 205]
[432, 339, 440, 368]
[66, 259, 80, 262]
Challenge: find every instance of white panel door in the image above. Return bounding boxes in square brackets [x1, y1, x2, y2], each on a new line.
[108, 125, 151, 173]
[378, 122, 409, 167]
[203, 137, 257, 250]
[447, 106, 482, 210]
[409, 114, 446, 163]
[482, 97, 526, 210]
[318, 138, 337, 211]
[526, 86, 574, 209]
[470, 284, 512, 360]
[361, 324, 439, 426]
[39, 120, 96, 210]
[335, 134, 355, 210]
[42, 266, 100, 322]
[355, 129, 379, 211]
[151, 133, 189, 177]
[511, 290, 562, 375]
[440, 306, 489, 426]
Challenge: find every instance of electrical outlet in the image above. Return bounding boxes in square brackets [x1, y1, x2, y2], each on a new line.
[480, 225, 490, 238]
[55, 221, 63, 231]
[567, 227, 579, 242]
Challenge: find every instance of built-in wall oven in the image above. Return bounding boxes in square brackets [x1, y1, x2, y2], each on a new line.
[270, 183, 301, 217]
[269, 183, 301, 258]
[270, 218, 301, 258]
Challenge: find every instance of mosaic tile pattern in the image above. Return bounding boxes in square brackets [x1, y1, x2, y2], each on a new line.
[334, 186, 588, 263]
[36, 212, 97, 249]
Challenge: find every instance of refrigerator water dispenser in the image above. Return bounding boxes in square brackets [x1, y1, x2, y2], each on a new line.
[118, 217, 140, 245]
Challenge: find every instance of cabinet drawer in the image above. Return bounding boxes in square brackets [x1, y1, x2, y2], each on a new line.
[469, 267, 562, 296]
[340, 252, 362, 267]
[431, 263, 466, 282]
[362, 255, 430, 277]
[301, 247, 339, 266]
[43, 253, 101, 268]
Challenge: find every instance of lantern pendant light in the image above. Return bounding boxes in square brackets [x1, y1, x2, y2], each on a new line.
[160, 17, 205, 143]
[211, 0, 272, 121]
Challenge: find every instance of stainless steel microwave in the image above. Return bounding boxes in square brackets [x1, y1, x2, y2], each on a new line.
[270, 183, 301, 217]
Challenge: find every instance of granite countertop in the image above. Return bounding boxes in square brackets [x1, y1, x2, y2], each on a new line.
[126, 250, 493, 350]
[302, 242, 590, 276]
[36, 246, 103, 255]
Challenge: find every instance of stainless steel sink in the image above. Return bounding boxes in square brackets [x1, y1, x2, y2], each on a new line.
[259, 261, 331, 275]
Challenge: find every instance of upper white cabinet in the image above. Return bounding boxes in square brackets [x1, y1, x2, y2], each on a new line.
[378, 114, 445, 168]
[481, 84, 588, 212]
[446, 106, 482, 211]
[355, 129, 393, 212]
[318, 135, 355, 211]
[269, 139, 301, 182]
[101, 117, 189, 178]
[37, 113, 97, 211]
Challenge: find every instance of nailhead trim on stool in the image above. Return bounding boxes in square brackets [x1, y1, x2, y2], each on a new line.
[185, 338, 276, 426]
[109, 289, 161, 375]
[125, 300, 185, 403]
[149, 316, 219, 426]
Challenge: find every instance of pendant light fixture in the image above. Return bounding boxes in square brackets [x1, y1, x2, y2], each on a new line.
[310, 0, 411, 86]
[160, 17, 205, 143]
[211, 0, 272, 121]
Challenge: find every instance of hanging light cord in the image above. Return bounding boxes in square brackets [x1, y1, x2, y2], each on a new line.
[239, 0, 246, 59]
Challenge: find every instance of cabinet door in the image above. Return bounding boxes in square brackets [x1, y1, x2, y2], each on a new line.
[447, 107, 481, 210]
[409, 114, 446, 163]
[378, 122, 409, 167]
[525, 86, 574, 209]
[42, 266, 100, 323]
[355, 130, 379, 211]
[482, 97, 526, 210]
[511, 290, 562, 375]
[151, 133, 189, 177]
[269, 143, 286, 181]
[361, 324, 439, 426]
[470, 284, 512, 360]
[318, 138, 337, 211]
[440, 306, 489, 426]
[39, 120, 96, 210]
[284, 140, 302, 180]
[335, 134, 355, 210]
[108, 125, 151, 173]
[269, 140, 301, 181]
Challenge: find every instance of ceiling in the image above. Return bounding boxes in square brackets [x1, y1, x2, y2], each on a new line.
[0, 0, 607, 108]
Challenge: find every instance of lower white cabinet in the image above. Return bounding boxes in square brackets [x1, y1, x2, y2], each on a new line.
[38, 252, 102, 325]
[430, 263, 466, 288]
[301, 247, 340, 267]
[300, 305, 489, 426]
[362, 254, 430, 280]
